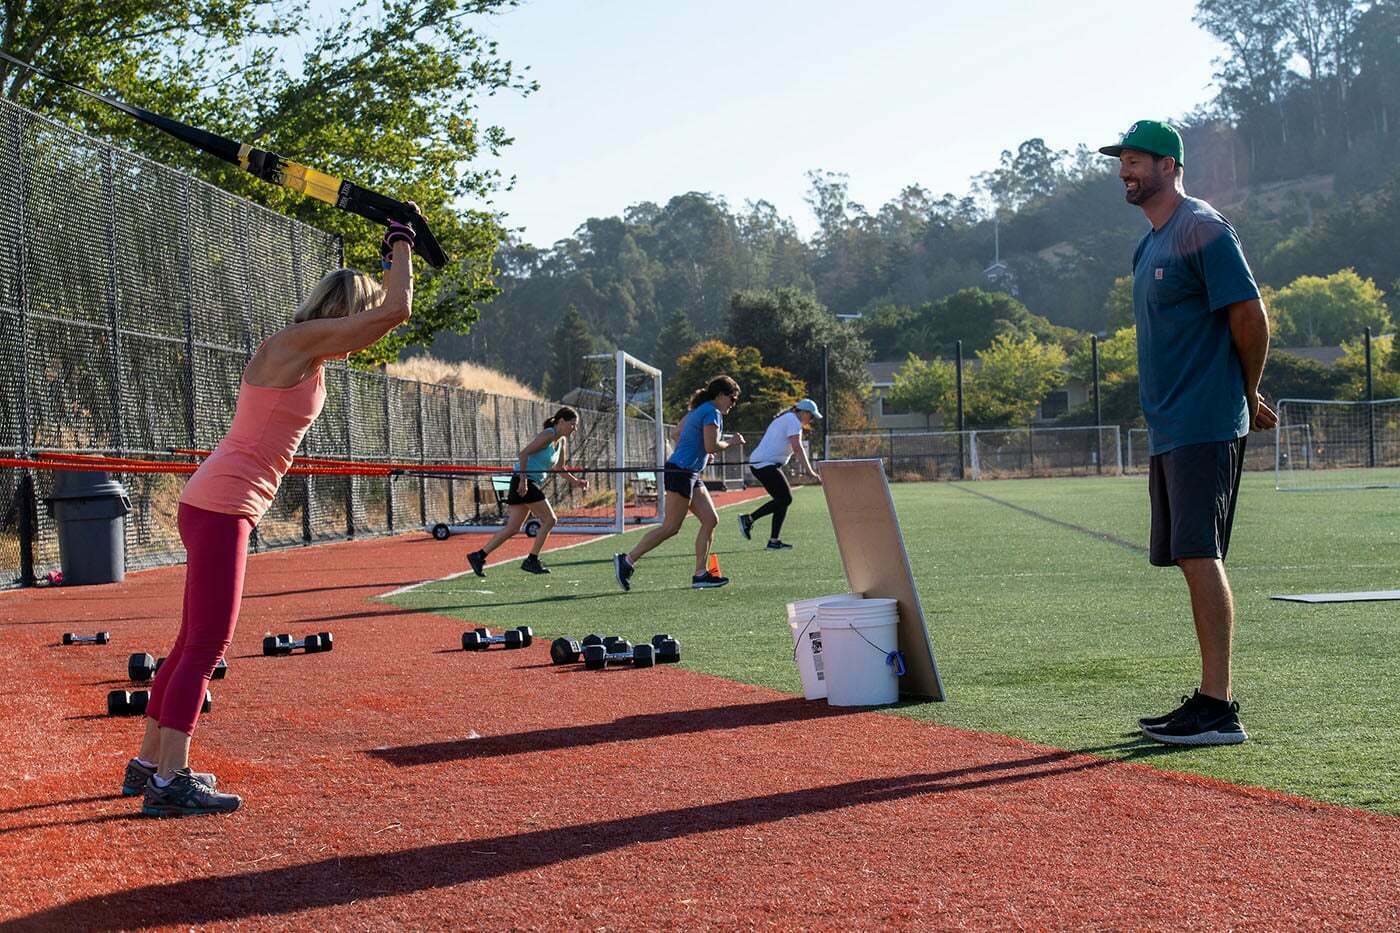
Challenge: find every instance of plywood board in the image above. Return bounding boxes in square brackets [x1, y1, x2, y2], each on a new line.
[820, 459, 944, 701]
[1270, 590, 1400, 604]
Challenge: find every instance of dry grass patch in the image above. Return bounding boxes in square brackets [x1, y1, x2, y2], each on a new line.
[388, 355, 542, 400]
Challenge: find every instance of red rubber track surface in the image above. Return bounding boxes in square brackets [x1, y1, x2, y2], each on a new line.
[2, 488, 1397, 931]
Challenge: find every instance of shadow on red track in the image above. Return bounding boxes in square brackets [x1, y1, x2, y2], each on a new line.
[1, 749, 1117, 930]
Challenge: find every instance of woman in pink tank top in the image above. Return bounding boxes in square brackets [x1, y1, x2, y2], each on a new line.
[126, 216, 419, 817]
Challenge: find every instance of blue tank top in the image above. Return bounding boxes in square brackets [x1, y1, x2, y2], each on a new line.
[524, 427, 561, 482]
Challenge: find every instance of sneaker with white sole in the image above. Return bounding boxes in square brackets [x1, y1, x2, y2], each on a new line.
[691, 571, 729, 589]
[614, 553, 634, 592]
[122, 758, 216, 797]
[1138, 690, 1203, 729]
[1142, 696, 1248, 746]
[141, 767, 242, 817]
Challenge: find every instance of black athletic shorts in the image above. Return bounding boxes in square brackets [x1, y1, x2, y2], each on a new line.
[662, 461, 701, 499]
[1148, 437, 1247, 567]
[505, 473, 547, 506]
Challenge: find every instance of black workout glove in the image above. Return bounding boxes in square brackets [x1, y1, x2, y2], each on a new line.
[380, 219, 417, 269]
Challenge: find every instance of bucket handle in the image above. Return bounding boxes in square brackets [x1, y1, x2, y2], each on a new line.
[848, 623, 906, 677]
[791, 614, 818, 662]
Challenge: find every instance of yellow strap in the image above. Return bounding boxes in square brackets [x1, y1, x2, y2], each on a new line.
[279, 162, 342, 206]
[236, 143, 252, 171]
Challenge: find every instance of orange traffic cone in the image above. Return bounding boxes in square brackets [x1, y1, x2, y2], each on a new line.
[707, 553, 722, 577]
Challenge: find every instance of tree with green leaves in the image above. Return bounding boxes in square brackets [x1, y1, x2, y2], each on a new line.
[727, 287, 870, 416]
[1270, 269, 1391, 346]
[1260, 350, 1349, 401]
[1103, 275, 1135, 331]
[886, 354, 956, 429]
[1, 0, 536, 366]
[666, 340, 805, 437]
[653, 309, 699, 378]
[543, 306, 600, 399]
[965, 333, 1068, 427]
[1338, 332, 1400, 399]
[1064, 327, 1140, 425]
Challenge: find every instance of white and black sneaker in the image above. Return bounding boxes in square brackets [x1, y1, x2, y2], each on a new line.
[691, 571, 729, 589]
[521, 554, 550, 575]
[1138, 690, 1203, 729]
[467, 549, 487, 577]
[1142, 695, 1248, 746]
[738, 514, 754, 540]
[614, 553, 634, 592]
[765, 539, 793, 550]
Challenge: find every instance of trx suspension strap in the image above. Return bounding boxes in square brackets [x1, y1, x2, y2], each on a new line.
[0, 50, 448, 268]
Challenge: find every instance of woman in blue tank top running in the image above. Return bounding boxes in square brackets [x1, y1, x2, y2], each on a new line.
[613, 375, 744, 591]
[467, 406, 587, 576]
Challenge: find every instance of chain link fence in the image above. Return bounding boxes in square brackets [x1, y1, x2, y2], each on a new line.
[0, 96, 653, 587]
[828, 426, 1123, 481]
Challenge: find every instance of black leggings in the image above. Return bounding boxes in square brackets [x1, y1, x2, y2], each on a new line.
[748, 465, 793, 538]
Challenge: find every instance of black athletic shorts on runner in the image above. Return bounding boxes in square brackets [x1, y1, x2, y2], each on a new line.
[1148, 437, 1247, 567]
[662, 461, 702, 498]
[505, 473, 547, 506]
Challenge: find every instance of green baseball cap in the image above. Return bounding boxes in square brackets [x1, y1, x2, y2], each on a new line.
[1099, 120, 1184, 167]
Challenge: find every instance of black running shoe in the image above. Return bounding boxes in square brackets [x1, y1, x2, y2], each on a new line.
[467, 549, 487, 577]
[141, 768, 242, 817]
[738, 514, 754, 541]
[1142, 696, 1248, 746]
[122, 758, 215, 797]
[691, 571, 730, 589]
[1138, 690, 1202, 729]
[521, 554, 550, 575]
[765, 539, 793, 550]
[614, 553, 634, 592]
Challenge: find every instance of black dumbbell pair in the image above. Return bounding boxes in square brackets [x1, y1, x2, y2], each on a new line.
[62, 631, 110, 645]
[262, 632, 334, 656]
[107, 688, 212, 717]
[550, 633, 682, 670]
[461, 626, 534, 651]
[128, 652, 227, 683]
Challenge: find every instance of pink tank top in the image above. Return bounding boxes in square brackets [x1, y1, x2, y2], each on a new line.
[180, 366, 327, 521]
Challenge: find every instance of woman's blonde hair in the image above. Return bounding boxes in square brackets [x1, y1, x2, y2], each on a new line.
[293, 269, 381, 323]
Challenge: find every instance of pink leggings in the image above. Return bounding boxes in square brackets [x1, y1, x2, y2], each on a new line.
[145, 503, 254, 735]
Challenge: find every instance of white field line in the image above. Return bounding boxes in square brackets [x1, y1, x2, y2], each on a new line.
[376, 494, 763, 600]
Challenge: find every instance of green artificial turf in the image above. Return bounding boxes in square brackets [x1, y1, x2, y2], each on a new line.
[387, 474, 1400, 814]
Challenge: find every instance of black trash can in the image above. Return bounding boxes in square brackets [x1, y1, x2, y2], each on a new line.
[45, 470, 131, 585]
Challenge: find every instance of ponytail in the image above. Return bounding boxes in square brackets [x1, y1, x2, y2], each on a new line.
[690, 374, 740, 409]
[543, 406, 579, 430]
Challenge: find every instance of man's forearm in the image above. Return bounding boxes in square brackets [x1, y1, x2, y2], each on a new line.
[1228, 300, 1270, 394]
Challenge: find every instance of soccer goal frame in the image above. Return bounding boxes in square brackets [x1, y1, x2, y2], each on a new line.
[1274, 397, 1400, 492]
[569, 349, 668, 535]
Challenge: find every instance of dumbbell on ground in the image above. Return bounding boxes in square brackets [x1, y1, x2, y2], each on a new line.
[129, 653, 227, 682]
[582, 639, 656, 670]
[547, 633, 612, 665]
[262, 632, 334, 656]
[107, 689, 212, 716]
[648, 633, 682, 664]
[461, 626, 535, 651]
[62, 631, 110, 645]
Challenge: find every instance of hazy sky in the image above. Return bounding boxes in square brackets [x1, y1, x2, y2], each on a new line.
[312, 1, 1228, 245]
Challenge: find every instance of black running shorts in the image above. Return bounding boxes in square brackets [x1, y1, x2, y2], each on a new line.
[505, 473, 547, 506]
[1147, 437, 1247, 567]
[662, 461, 701, 499]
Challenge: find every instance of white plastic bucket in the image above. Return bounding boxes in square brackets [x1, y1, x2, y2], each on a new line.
[786, 594, 858, 701]
[818, 597, 901, 706]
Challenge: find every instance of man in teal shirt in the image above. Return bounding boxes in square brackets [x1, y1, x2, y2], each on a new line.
[1100, 120, 1277, 746]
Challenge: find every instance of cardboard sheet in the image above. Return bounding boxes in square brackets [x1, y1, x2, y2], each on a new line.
[819, 459, 944, 701]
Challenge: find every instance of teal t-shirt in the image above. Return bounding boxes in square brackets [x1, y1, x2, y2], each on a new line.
[1132, 196, 1259, 455]
[524, 427, 560, 482]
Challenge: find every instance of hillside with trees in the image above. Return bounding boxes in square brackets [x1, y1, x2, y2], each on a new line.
[423, 1, 1400, 426]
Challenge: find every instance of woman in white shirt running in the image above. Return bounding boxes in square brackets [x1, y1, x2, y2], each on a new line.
[738, 398, 822, 550]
